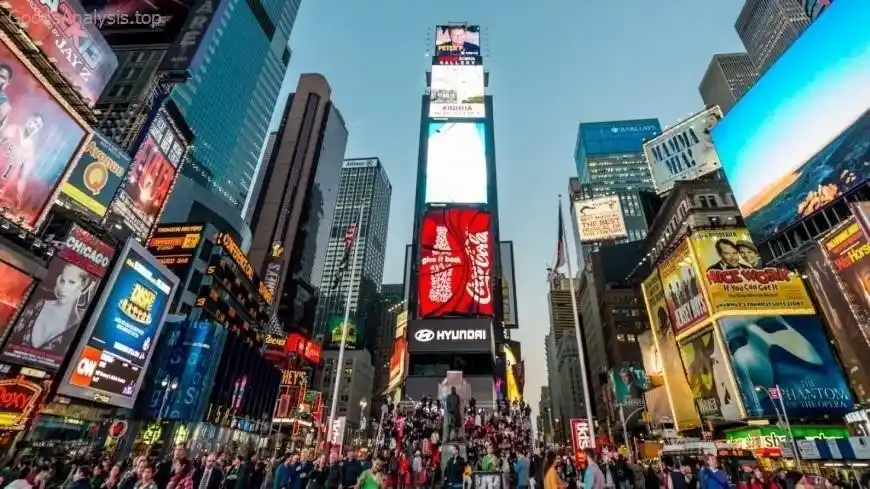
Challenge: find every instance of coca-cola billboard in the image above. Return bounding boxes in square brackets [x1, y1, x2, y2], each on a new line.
[418, 209, 494, 318]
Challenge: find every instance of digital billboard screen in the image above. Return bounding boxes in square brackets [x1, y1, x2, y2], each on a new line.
[0, 38, 88, 231]
[58, 131, 132, 221]
[579, 119, 661, 156]
[711, 0, 870, 244]
[0, 225, 114, 371]
[57, 239, 179, 408]
[433, 25, 481, 66]
[574, 196, 628, 242]
[644, 107, 723, 194]
[677, 327, 742, 420]
[105, 111, 189, 241]
[146, 223, 204, 271]
[425, 122, 488, 204]
[0, 262, 34, 338]
[429, 65, 485, 119]
[418, 208, 493, 318]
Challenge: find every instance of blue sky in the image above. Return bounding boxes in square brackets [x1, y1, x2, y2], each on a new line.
[271, 0, 747, 413]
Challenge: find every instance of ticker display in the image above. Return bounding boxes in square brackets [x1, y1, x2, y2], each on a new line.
[147, 223, 205, 269]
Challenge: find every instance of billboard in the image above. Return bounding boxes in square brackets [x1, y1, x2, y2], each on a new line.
[105, 111, 189, 242]
[659, 239, 709, 334]
[637, 331, 663, 387]
[4, 0, 118, 105]
[0, 38, 88, 231]
[569, 418, 592, 454]
[711, 0, 870, 244]
[0, 225, 114, 370]
[388, 336, 407, 392]
[608, 363, 650, 407]
[57, 239, 179, 408]
[160, 0, 227, 74]
[678, 327, 742, 420]
[418, 208, 493, 318]
[0, 262, 33, 339]
[579, 119, 661, 156]
[718, 314, 855, 417]
[425, 122, 488, 204]
[146, 223, 204, 270]
[499, 241, 518, 328]
[805, 242, 870, 404]
[644, 106, 723, 194]
[641, 271, 700, 431]
[328, 316, 357, 348]
[692, 229, 815, 315]
[58, 132, 131, 221]
[407, 318, 491, 354]
[429, 65, 485, 119]
[574, 196, 628, 242]
[433, 25, 481, 66]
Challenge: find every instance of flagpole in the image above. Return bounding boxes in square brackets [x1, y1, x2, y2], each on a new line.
[326, 204, 365, 456]
[560, 194, 597, 449]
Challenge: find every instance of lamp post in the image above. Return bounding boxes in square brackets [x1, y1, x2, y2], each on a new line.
[756, 385, 802, 471]
[359, 398, 367, 446]
[158, 377, 180, 421]
[618, 406, 645, 463]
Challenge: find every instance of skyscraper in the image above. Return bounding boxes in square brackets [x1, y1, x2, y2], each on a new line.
[249, 74, 348, 333]
[699, 53, 760, 114]
[314, 158, 392, 351]
[246, 132, 279, 224]
[370, 283, 405, 413]
[574, 119, 660, 196]
[736, 0, 810, 74]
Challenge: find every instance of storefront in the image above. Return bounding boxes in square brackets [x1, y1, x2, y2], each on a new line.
[725, 425, 850, 468]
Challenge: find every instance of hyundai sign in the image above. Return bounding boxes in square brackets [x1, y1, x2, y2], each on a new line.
[408, 318, 491, 353]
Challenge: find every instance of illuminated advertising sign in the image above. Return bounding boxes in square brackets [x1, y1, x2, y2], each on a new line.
[574, 196, 628, 242]
[0, 262, 34, 339]
[328, 316, 357, 348]
[579, 119, 661, 156]
[1, 225, 114, 370]
[388, 336, 407, 392]
[637, 331, 663, 387]
[286, 333, 322, 365]
[0, 37, 88, 231]
[504, 344, 521, 402]
[643, 107, 723, 194]
[57, 239, 179, 408]
[425, 122, 488, 204]
[273, 369, 307, 420]
[569, 418, 591, 454]
[146, 223, 204, 269]
[711, 0, 870, 244]
[407, 318, 490, 354]
[429, 65, 485, 119]
[58, 132, 131, 220]
[0, 375, 44, 430]
[607, 363, 651, 408]
[641, 271, 700, 431]
[105, 111, 189, 242]
[418, 208, 493, 318]
[718, 314, 855, 417]
[658, 239, 709, 333]
[216, 233, 255, 281]
[433, 24, 481, 66]
[677, 327, 742, 420]
[691, 229, 814, 315]
[4, 0, 118, 105]
[499, 241, 518, 328]
[160, 0, 227, 74]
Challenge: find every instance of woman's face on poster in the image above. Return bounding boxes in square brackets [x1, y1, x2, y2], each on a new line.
[54, 264, 86, 304]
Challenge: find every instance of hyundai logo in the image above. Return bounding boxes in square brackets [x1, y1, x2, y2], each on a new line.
[414, 329, 435, 342]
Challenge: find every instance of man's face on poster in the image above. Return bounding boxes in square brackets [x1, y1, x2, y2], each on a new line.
[449, 27, 467, 46]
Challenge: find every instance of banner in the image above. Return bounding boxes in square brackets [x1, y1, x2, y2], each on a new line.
[677, 327, 742, 420]
[641, 271, 700, 431]
[608, 363, 650, 407]
[574, 196, 628, 242]
[691, 229, 814, 315]
[718, 314, 855, 417]
[569, 418, 592, 454]
[659, 239, 709, 333]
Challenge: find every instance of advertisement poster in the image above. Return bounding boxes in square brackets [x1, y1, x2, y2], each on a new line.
[58, 239, 178, 408]
[643, 106, 723, 194]
[637, 331, 663, 387]
[0, 374, 45, 431]
[59, 132, 131, 220]
[692, 229, 815, 315]
[569, 418, 592, 454]
[0, 262, 34, 338]
[388, 336, 407, 392]
[407, 318, 490, 353]
[659, 239, 709, 333]
[329, 316, 357, 348]
[608, 363, 650, 407]
[418, 209, 493, 318]
[641, 271, 700, 431]
[425, 122, 488, 204]
[429, 65, 485, 119]
[433, 25, 481, 65]
[834, 211, 870, 317]
[0, 39, 88, 230]
[105, 112, 188, 241]
[574, 196, 628, 242]
[718, 314, 855, 417]
[504, 344, 521, 402]
[678, 327, 742, 420]
[711, 0, 870, 243]
[1, 225, 114, 370]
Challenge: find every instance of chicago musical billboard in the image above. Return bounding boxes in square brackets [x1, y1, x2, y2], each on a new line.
[429, 65, 485, 119]
[418, 208, 493, 318]
[58, 131, 131, 221]
[425, 122, 488, 205]
[574, 196, 628, 242]
[644, 106, 723, 194]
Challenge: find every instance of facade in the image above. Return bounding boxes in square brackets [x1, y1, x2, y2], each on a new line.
[249, 75, 349, 334]
[246, 132, 279, 224]
[314, 159, 392, 350]
[547, 276, 585, 440]
[556, 337, 587, 422]
[371, 284, 405, 413]
[538, 386, 554, 444]
[699, 53, 760, 115]
[319, 349, 375, 427]
[736, 0, 810, 75]
[574, 119, 661, 197]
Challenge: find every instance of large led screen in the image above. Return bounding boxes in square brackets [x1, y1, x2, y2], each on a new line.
[425, 122, 488, 204]
[418, 209, 493, 318]
[718, 314, 855, 417]
[58, 131, 132, 221]
[105, 111, 189, 241]
[429, 65, 485, 119]
[0, 225, 114, 371]
[433, 25, 481, 66]
[0, 38, 88, 231]
[57, 239, 179, 408]
[711, 0, 870, 244]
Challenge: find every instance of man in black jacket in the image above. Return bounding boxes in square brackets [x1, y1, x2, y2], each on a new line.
[197, 453, 223, 489]
[444, 445, 466, 489]
[341, 451, 363, 489]
[325, 454, 342, 489]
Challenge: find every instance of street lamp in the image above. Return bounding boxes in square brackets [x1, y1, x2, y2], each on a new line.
[158, 377, 179, 421]
[619, 406, 645, 463]
[755, 385, 802, 471]
[359, 399, 368, 446]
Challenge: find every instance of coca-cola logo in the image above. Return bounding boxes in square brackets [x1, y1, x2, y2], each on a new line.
[465, 231, 491, 305]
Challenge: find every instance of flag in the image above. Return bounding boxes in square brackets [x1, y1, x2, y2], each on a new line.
[549, 200, 567, 280]
[331, 219, 359, 290]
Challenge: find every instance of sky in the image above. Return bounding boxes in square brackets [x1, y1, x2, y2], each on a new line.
[270, 0, 747, 415]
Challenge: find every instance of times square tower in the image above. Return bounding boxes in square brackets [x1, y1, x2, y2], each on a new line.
[405, 24, 513, 405]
